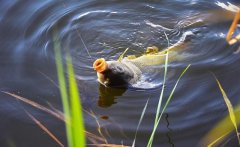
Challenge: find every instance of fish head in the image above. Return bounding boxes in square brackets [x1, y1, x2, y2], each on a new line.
[93, 58, 134, 87]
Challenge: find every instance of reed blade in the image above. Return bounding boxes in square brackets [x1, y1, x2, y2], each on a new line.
[53, 29, 73, 147]
[207, 131, 230, 147]
[25, 111, 64, 147]
[132, 99, 149, 147]
[66, 53, 86, 146]
[53, 28, 86, 147]
[118, 48, 129, 62]
[154, 51, 169, 125]
[147, 64, 191, 147]
[214, 75, 240, 145]
[154, 31, 170, 125]
[201, 104, 240, 146]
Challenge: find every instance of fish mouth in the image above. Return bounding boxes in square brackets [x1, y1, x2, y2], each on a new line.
[93, 58, 109, 87]
[93, 58, 108, 73]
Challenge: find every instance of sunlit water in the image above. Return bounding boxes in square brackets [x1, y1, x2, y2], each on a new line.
[1, 0, 240, 146]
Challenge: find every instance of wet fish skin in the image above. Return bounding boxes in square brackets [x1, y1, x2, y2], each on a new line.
[94, 31, 194, 88]
[96, 61, 137, 87]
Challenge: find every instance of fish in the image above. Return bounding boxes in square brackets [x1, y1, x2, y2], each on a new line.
[93, 31, 194, 88]
[92, 2, 240, 88]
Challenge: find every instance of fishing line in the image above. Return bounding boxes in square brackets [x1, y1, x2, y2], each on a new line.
[76, 29, 93, 60]
[61, 2, 93, 60]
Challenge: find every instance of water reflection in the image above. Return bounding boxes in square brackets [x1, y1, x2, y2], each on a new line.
[98, 84, 126, 108]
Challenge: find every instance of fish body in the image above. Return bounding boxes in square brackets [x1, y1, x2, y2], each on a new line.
[93, 31, 193, 87]
[93, 3, 240, 88]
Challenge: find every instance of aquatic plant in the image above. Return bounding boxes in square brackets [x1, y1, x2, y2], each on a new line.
[202, 75, 240, 146]
[53, 29, 86, 147]
[118, 48, 129, 62]
[132, 99, 149, 147]
[25, 111, 64, 147]
[214, 76, 240, 145]
[147, 64, 190, 147]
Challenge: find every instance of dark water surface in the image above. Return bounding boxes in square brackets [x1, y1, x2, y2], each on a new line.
[1, 0, 240, 146]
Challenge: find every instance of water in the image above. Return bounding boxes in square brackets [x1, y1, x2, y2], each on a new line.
[1, 0, 240, 146]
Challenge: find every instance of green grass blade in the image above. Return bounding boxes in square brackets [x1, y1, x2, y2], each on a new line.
[154, 51, 168, 125]
[53, 28, 86, 147]
[201, 104, 240, 146]
[207, 131, 230, 147]
[214, 75, 240, 145]
[147, 64, 191, 147]
[67, 53, 86, 147]
[159, 64, 191, 121]
[132, 99, 149, 147]
[154, 31, 170, 125]
[164, 31, 170, 47]
[53, 30, 73, 147]
[118, 48, 129, 62]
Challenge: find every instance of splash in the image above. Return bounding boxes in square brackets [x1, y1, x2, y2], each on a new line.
[131, 75, 162, 89]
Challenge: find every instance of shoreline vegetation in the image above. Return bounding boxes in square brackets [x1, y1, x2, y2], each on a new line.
[53, 29, 86, 147]
[201, 75, 240, 146]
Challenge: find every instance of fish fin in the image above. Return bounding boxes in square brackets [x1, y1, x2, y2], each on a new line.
[145, 46, 159, 54]
[162, 31, 194, 53]
[127, 55, 137, 60]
